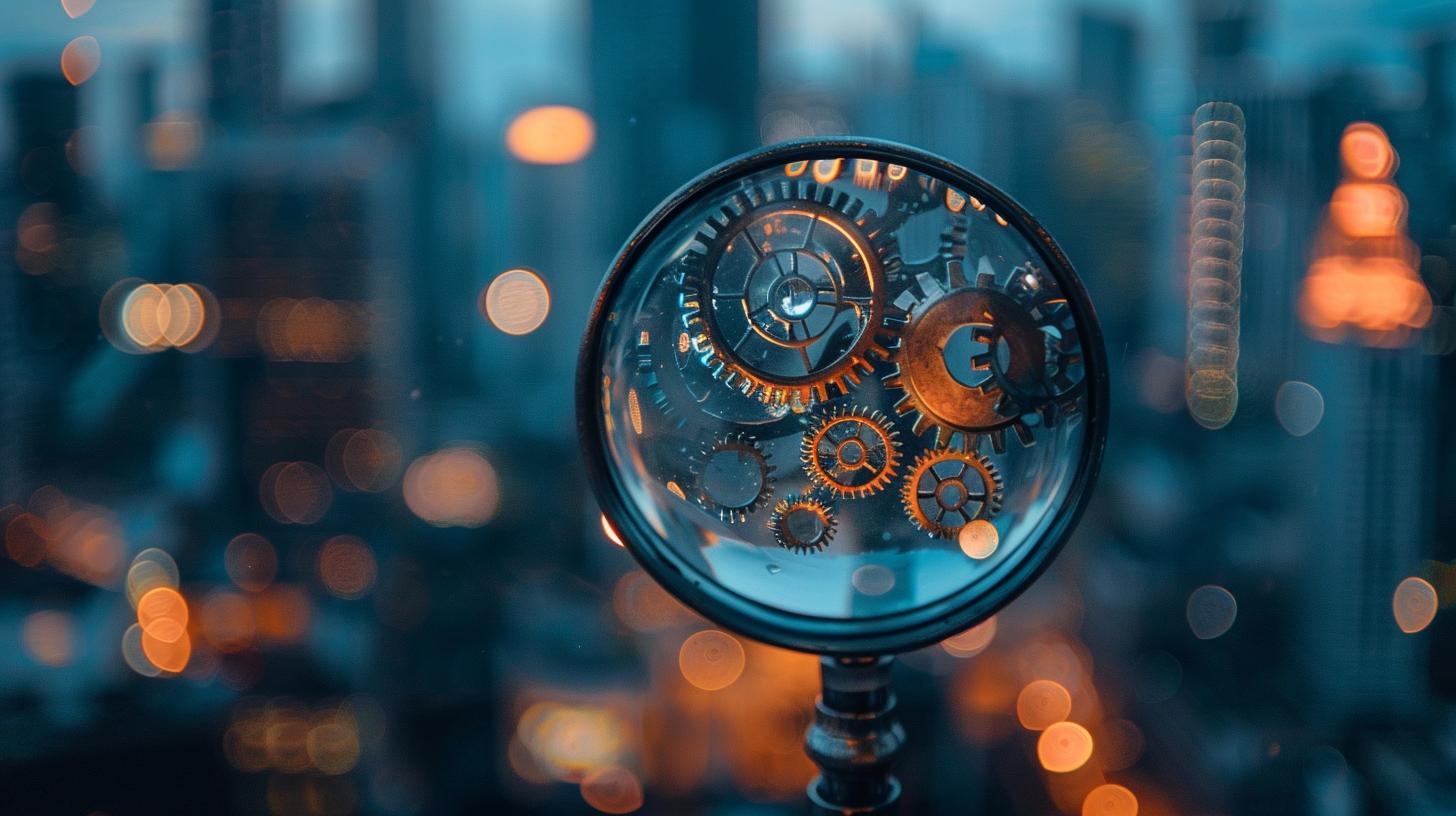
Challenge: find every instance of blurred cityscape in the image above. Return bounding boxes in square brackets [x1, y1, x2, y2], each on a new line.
[1, 0, 1455, 814]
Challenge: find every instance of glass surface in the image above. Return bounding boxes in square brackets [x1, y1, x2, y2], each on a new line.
[595, 149, 1091, 621]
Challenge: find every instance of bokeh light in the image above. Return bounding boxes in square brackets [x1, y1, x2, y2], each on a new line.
[61, 36, 100, 85]
[225, 533, 278, 593]
[1016, 680, 1073, 731]
[1186, 584, 1238, 640]
[21, 610, 75, 667]
[516, 701, 627, 781]
[1275, 381, 1325, 437]
[102, 280, 218, 354]
[678, 629, 746, 691]
[505, 106, 595, 164]
[126, 548, 179, 607]
[61, 0, 97, 18]
[402, 446, 500, 527]
[940, 616, 997, 658]
[481, 269, 551, 336]
[1083, 783, 1138, 816]
[850, 564, 895, 596]
[1393, 576, 1438, 634]
[318, 535, 377, 599]
[1037, 721, 1094, 772]
[958, 519, 999, 559]
[137, 586, 189, 642]
[579, 765, 644, 814]
[326, 428, 403, 493]
[261, 461, 333, 525]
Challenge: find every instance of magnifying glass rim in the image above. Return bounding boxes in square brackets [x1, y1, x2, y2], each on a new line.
[576, 136, 1110, 656]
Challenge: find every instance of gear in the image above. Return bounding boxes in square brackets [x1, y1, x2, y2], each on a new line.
[901, 448, 1004, 539]
[769, 493, 837, 554]
[999, 262, 1086, 425]
[690, 432, 776, 523]
[884, 268, 1048, 453]
[800, 405, 902, 499]
[680, 180, 900, 408]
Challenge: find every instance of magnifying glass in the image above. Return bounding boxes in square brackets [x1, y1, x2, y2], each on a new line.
[577, 138, 1108, 813]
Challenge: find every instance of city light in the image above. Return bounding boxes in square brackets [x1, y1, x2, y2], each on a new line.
[102, 280, 219, 354]
[224, 533, 277, 593]
[260, 461, 334, 525]
[1037, 721, 1094, 773]
[402, 446, 500, 527]
[60, 35, 100, 85]
[481, 268, 551, 336]
[505, 105, 595, 165]
[318, 535, 378, 599]
[678, 629, 746, 691]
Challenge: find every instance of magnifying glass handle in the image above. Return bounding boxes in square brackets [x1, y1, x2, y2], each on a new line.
[805, 655, 905, 814]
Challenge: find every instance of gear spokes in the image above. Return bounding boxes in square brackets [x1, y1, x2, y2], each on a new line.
[769, 493, 838, 554]
[901, 448, 1004, 539]
[800, 405, 902, 499]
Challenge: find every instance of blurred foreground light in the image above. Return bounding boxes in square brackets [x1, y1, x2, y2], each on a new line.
[145, 114, 204, 171]
[141, 627, 192, 673]
[61, 36, 100, 85]
[21, 610, 75, 667]
[1186, 101, 1245, 430]
[122, 623, 162, 677]
[225, 533, 277, 592]
[1037, 721, 1094, 773]
[402, 446, 500, 527]
[1016, 680, 1073, 731]
[126, 548, 180, 607]
[137, 586, 189, 642]
[940, 616, 997, 658]
[62, 0, 97, 18]
[679, 629, 746, 691]
[1083, 783, 1138, 816]
[306, 707, 362, 775]
[318, 535, 377, 599]
[580, 765, 644, 814]
[1186, 584, 1238, 640]
[1341, 122, 1398, 180]
[612, 570, 694, 633]
[958, 519, 999, 559]
[261, 461, 333, 525]
[517, 702, 627, 781]
[506, 105, 595, 165]
[102, 279, 218, 353]
[326, 428, 403, 492]
[1275, 381, 1324, 437]
[1393, 576, 1438, 634]
[481, 269, 551, 335]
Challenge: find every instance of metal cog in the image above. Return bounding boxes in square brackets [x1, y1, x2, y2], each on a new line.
[679, 179, 901, 409]
[690, 432, 776, 524]
[800, 405, 902, 499]
[998, 261, 1086, 427]
[901, 448, 1004, 539]
[768, 493, 838, 554]
[883, 268, 1047, 453]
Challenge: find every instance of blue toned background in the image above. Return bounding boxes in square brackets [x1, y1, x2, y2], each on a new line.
[1, 0, 1454, 814]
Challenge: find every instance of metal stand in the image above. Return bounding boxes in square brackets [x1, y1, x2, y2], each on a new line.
[804, 655, 905, 814]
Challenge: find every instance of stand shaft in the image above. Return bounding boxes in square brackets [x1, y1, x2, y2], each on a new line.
[804, 655, 905, 814]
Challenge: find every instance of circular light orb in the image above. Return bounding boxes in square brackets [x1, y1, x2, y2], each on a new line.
[1186, 584, 1238, 640]
[1393, 576, 1438, 634]
[1275, 381, 1324, 437]
[1037, 721, 1094, 773]
[578, 139, 1107, 654]
[678, 629, 746, 691]
[1016, 679, 1073, 731]
[1083, 784, 1138, 816]
[482, 269, 551, 336]
[505, 105, 595, 165]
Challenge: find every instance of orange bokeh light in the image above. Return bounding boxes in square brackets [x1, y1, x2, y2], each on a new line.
[21, 610, 75, 667]
[580, 765, 644, 814]
[1083, 783, 1139, 816]
[318, 535, 377, 599]
[1037, 721, 1094, 773]
[505, 106, 595, 165]
[1393, 576, 1438, 634]
[941, 616, 997, 658]
[225, 533, 278, 593]
[141, 628, 192, 674]
[62, 0, 96, 18]
[137, 586, 189, 642]
[679, 629, 746, 691]
[402, 447, 500, 528]
[1329, 182, 1405, 239]
[1016, 680, 1073, 731]
[61, 36, 100, 85]
[1340, 122, 1397, 180]
[481, 268, 551, 335]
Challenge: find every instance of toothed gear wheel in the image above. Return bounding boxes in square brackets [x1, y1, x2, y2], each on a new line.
[800, 405, 902, 499]
[884, 269, 1049, 453]
[769, 493, 837, 554]
[999, 262, 1086, 426]
[680, 180, 900, 408]
[901, 448, 1004, 539]
[690, 432, 776, 523]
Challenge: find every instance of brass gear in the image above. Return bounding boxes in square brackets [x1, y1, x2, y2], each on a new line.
[690, 432, 776, 523]
[800, 405, 902, 499]
[901, 448, 1004, 539]
[680, 180, 900, 408]
[768, 493, 837, 554]
[883, 269, 1045, 453]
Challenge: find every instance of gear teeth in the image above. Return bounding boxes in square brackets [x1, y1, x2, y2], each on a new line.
[901, 448, 1005, 539]
[800, 405, 903, 500]
[690, 432, 776, 524]
[769, 493, 837, 554]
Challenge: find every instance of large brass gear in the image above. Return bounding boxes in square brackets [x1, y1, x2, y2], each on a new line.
[884, 269, 1047, 453]
[768, 493, 837, 554]
[901, 448, 1004, 539]
[680, 180, 900, 408]
[800, 405, 902, 499]
[690, 432, 776, 524]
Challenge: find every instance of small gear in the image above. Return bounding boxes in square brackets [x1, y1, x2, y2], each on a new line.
[800, 405, 902, 499]
[690, 432, 776, 523]
[769, 493, 837, 554]
[680, 180, 901, 408]
[999, 262, 1086, 424]
[901, 448, 1004, 539]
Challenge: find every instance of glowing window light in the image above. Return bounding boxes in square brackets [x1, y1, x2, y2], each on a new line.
[21, 610, 75, 667]
[958, 519, 999, 559]
[940, 616, 997, 658]
[1186, 101, 1245, 430]
[481, 268, 551, 335]
[678, 629, 746, 691]
[1082, 784, 1138, 816]
[580, 765, 644, 815]
[62, 0, 96, 18]
[1185, 584, 1238, 639]
[505, 106, 595, 165]
[61, 36, 100, 86]
[1016, 680, 1073, 731]
[1393, 576, 1438, 634]
[1037, 721, 1094, 773]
